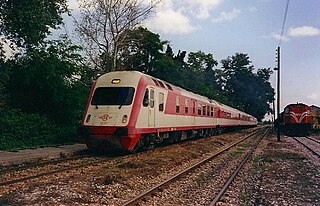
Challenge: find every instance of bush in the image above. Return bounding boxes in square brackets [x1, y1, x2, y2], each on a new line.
[0, 107, 79, 151]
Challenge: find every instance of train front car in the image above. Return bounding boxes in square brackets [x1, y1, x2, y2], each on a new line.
[283, 103, 312, 136]
[82, 71, 147, 151]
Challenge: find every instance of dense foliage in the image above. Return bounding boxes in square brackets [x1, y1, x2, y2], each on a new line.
[0, 1, 274, 150]
[0, 0, 68, 48]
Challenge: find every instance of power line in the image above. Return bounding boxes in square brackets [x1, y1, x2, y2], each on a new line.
[279, 0, 290, 46]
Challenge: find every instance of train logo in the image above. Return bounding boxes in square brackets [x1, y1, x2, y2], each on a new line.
[99, 114, 112, 122]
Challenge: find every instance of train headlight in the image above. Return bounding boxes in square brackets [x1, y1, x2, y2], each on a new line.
[122, 115, 128, 123]
[86, 114, 91, 123]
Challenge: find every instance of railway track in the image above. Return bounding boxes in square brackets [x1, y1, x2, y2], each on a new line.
[292, 136, 320, 158]
[122, 128, 267, 206]
[0, 128, 261, 189]
[0, 154, 122, 187]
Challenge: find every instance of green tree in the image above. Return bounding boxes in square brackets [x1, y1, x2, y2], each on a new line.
[221, 53, 274, 121]
[7, 36, 90, 124]
[118, 27, 166, 73]
[0, 0, 68, 48]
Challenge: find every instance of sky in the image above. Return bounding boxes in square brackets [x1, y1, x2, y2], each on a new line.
[65, 0, 320, 114]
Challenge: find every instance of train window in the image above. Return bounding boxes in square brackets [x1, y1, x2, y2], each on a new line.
[185, 99, 189, 114]
[203, 105, 206, 116]
[143, 88, 149, 107]
[150, 89, 155, 108]
[198, 103, 202, 115]
[207, 106, 210, 116]
[91, 87, 135, 106]
[211, 107, 214, 117]
[284, 107, 289, 113]
[159, 92, 164, 112]
[176, 96, 180, 113]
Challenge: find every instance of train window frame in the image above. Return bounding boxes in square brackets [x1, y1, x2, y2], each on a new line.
[159, 92, 164, 112]
[203, 105, 206, 116]
[143, 88, 149, 107]
[210, 107, 214, 117]
[198, 103, 202, 116]
[91, 87, 135, 106]
[207, 106, 210, 116]
[176, 96, 180, 113]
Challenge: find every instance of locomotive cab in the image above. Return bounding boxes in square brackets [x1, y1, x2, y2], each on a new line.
[82, 71, 144, 151]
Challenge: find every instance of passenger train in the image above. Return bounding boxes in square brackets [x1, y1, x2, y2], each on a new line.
[81, 71, 257, 152]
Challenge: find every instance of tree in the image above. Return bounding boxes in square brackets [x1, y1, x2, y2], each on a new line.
[0, 0, 68, 49]
[6, 36, 90, 124]
[75, 0, 160, 72]
[118, 27, 166, 73]
[221, 53, 275, 121]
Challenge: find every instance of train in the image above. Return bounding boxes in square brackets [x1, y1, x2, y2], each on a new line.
[81, 71, 257, 152]
[277, 103, 312, 136]
[311, 105, 320, 130]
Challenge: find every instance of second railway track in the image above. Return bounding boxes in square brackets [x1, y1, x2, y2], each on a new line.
[292, 136, 320, 158]
[122, 128, 268, 206]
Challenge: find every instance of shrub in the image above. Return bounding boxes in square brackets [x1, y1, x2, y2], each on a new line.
[0, 107, 79, 151]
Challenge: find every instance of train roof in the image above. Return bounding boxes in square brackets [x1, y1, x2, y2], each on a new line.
[285, 103, 310, 108]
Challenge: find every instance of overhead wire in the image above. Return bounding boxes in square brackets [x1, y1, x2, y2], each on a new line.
[278, 0, 290, 46]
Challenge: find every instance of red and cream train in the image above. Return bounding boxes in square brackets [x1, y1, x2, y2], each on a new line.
[81, 71, 257, 151]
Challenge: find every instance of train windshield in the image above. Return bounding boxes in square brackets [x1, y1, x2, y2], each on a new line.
[91, 87, 135, 106]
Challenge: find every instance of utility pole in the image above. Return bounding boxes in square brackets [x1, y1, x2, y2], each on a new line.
[276, 46, 281, 141]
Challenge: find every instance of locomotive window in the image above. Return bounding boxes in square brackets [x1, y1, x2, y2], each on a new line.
[185, 99, 189, 114]
[211, 107, 214, 117]
[207, 106, 210, 116]
[203, 105, 206, 116]
[176, 96, 180, 113]
[159, 92, 164, 112]
[143, 88, 149, 107]
[91, 87, 135, 106]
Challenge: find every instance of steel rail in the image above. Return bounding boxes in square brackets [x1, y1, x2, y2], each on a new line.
[305, 136, 320, 145]
[209, 128, 269, 206]
[292, 137, 320, 158]
[121, 128, 264, 206]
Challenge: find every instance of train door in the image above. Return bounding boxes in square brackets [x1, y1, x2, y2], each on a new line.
[148, 87, 155, 127]
[192, 100, 196, 125]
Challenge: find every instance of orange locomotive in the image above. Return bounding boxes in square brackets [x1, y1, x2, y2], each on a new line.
[280, 103, 312, 136]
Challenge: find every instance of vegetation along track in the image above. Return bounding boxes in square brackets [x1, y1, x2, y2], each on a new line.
[0, 153, 121, 187]
[122, 128, 267, 206]
[292, 136, 320, 158]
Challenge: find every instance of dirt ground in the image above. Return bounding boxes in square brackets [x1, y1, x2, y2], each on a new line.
[235, 132, 320, 205]
[1, 129, 320, 205]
